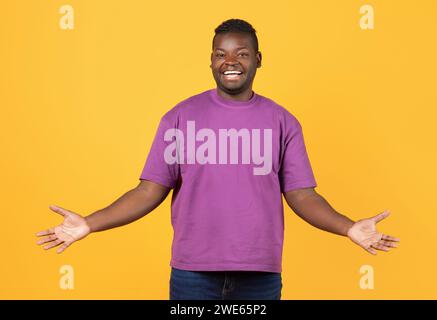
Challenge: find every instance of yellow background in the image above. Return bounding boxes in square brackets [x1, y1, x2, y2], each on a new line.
[1, 0, 436, 299]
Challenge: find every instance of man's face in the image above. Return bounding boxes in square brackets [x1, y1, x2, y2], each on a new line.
[210, 32, 262, 95]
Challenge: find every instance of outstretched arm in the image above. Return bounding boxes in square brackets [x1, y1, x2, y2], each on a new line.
[284, 187, 400, 255]
[85, 179, 170, 232]
[36, 180, 170, 253]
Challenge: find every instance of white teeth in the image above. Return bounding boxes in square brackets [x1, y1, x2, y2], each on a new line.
[223, 71, 242, 75]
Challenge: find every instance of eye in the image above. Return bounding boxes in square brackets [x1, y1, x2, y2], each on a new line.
[215, 53, 225, 58]
[238, 53, 249, 57]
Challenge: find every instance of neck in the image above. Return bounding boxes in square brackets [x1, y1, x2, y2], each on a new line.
[216, 87, 254, 102]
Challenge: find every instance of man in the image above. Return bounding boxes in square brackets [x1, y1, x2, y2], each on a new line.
[36, 19, 400, 300]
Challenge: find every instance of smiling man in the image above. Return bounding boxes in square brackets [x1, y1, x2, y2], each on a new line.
[36, 19, 400, 300]
[211, 27, 261, 100]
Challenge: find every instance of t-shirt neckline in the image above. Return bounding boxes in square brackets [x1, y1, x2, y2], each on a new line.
[210, 88, 259, 110]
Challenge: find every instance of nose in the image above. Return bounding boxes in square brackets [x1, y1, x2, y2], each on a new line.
[224, 58, 239, 66]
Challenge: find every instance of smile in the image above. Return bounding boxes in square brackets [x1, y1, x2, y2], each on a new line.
[222, 71, 243, 80]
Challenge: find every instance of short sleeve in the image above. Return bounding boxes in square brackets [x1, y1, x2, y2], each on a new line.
[139, 116, 180, 189]
[279, 115, 317, 193]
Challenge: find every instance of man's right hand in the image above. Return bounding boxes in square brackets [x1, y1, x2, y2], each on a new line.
[36, 205, 91, 254]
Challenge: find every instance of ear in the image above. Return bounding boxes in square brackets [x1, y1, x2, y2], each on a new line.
[210, 52, 213, 68]
[256, 51, 262, 68]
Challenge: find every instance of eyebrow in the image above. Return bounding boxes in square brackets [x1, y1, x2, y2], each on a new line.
[214, 46, 249, 51]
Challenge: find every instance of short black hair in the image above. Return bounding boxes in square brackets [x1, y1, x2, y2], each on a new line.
[213, 19, 259, 52]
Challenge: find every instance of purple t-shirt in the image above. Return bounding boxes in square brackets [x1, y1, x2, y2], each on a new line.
[139, 88, 316, 273]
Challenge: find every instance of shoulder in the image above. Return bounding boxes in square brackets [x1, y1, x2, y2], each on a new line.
[161, 89, 212, 123]
[256, 93, 301, 127]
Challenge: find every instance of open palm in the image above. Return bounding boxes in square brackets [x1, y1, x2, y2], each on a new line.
[36, 205, 91, 254]
[347, 210, 400, 255]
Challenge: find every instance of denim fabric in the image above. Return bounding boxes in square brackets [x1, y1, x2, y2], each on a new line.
[169, 267, 282, 300]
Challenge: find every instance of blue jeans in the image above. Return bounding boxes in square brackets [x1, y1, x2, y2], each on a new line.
[169, 267, 282, 300]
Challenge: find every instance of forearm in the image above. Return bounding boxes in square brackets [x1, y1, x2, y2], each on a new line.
[284, 189, 354, 236]
[85, 187, 168, 233]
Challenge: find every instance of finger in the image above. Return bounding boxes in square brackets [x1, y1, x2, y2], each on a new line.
[371, 243, 390, 252]
[372, 210, 390, 223]
[381, 234, 400, 242]
[36, 235, 58, 245]
[57, 242, 71, 254]
[49, 205, 70, 217]
[364, 246, 377, 255]
[43, 239, 64, 250]
[36, 228, 55, 237]
[378, 240, 398, 248]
